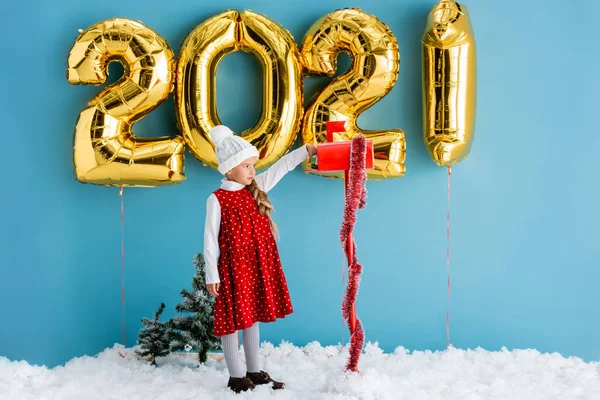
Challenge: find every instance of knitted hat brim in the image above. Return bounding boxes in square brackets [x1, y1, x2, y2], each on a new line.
[217, 146, 260, 174]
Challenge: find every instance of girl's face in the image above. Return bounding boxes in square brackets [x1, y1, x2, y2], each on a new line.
[225, 157, 257, 185]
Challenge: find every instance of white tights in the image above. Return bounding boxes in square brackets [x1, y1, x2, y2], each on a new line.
[220, 323, 260, 378]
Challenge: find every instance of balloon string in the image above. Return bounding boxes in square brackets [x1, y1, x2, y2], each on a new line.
[119, 186, 126, 346]
[446, 167, 452, 348]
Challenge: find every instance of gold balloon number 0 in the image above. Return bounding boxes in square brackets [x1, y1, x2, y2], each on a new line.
[66, 9, 405, 187]
[176, 10, 303, 173]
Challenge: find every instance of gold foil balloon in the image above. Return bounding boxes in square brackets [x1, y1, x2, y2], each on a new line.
[300, 8, 405, 180]
[422, 0, 477, 167]
[176, 10, 304, 171]
[66, 18, 185, 187]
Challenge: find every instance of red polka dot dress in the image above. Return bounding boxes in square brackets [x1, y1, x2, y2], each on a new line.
[212, 187, 293, 336]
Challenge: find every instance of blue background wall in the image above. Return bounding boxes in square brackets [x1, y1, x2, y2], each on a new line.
[1, 0, 598, 368]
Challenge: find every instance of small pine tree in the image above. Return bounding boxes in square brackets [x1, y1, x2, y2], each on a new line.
[168, 253, 221, 364]
[136, 303, 170, 366]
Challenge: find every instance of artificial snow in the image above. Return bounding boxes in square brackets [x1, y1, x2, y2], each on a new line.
[1, 341, 599, 400]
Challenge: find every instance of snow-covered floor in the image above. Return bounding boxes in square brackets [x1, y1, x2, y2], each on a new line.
[2, 341, 599, 400]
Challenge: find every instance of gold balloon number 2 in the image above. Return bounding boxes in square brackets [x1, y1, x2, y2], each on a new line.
[66, 9, 405, 187]
[301, 9, 406, 180]
[66, 19, 186, 187]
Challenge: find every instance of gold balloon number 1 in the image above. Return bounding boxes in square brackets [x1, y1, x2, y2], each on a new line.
[422, 0, 476, 167]
[66, 9, 405, 187]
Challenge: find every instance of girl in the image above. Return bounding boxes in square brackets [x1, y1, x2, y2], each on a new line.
[203, 125, 317, 393]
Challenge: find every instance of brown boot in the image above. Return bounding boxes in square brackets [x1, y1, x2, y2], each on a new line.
[227, 376, 256, 393]
[246, 370, 285, 390]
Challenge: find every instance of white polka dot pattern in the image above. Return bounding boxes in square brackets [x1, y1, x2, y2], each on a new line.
[212, 188, 293, 336]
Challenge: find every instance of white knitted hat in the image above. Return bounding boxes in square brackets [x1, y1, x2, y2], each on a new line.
[209, 125, 259, 174]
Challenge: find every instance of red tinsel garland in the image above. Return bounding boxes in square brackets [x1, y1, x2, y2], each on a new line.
[340, 134, 368, 372]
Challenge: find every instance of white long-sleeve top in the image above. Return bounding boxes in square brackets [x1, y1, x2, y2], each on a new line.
[203, 145, 310, 284]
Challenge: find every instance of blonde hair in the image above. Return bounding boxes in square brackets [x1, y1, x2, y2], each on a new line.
[248, 179, 279, 239]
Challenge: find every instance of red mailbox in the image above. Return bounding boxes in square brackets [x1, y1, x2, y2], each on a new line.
[316, 122, 374, 172]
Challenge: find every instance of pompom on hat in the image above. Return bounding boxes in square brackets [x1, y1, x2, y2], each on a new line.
[209, 125, 259, 174]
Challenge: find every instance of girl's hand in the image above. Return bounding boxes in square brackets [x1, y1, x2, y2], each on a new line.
[207, 283, 220, 296]
[306, 144, 317, 157]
